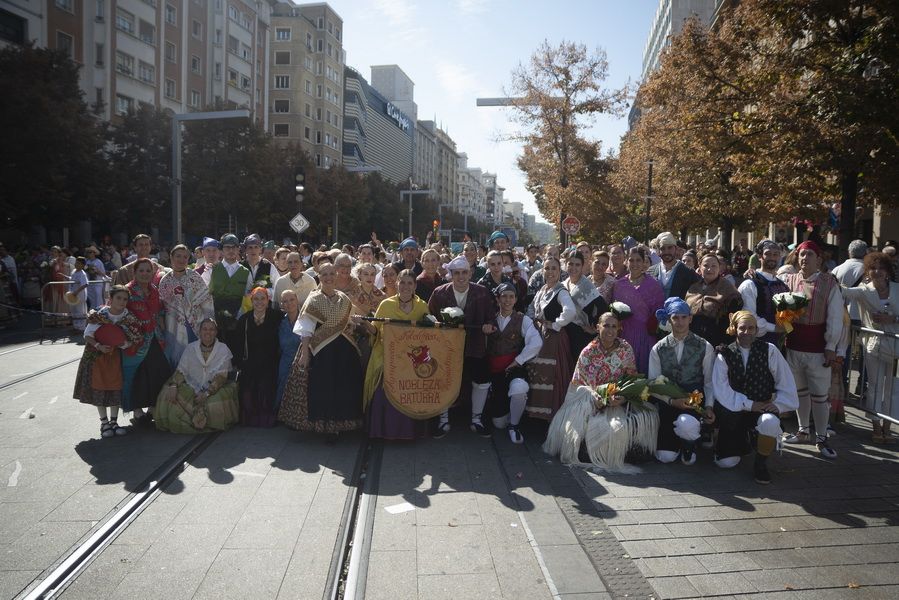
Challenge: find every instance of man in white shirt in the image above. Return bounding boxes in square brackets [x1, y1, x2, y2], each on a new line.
[738, 240, 790, 346]
[648, 298, 716, 465]
[273, 252, 316, 308]
[486, 283, 543, 443]
[712, 311, 798, 484]
[647, 231, 699, 299]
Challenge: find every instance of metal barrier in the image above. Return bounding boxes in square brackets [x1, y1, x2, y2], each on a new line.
[39, 279, 111, 340]
[846, 324, 899, 425]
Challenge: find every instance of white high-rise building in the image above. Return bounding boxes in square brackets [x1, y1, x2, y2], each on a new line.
[642, 0, 715, 80]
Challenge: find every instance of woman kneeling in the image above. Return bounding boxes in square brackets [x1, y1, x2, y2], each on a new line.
[155, 318, 239, 433]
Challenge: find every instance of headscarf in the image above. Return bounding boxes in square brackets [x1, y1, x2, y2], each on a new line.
[487, 231, 508, 246]
[655, 297, 691, 325]
[726, 310, 758, 336]
[399, 237, 419, 250]
[443, 256, 470, 272]
[796, 240, 822, 255]
[494, 282, 517, 297]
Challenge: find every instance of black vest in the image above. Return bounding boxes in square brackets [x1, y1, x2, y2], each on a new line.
[721, 340, 776, 404]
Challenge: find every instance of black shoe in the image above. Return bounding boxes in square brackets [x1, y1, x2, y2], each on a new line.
[507, 425, 524, 444]
[754, 455, 771, 484]
[680, 442, 697, 466]
[131, 413, 153, 428]
[433, 421, 450, 439]
[470, 420, 490, 438]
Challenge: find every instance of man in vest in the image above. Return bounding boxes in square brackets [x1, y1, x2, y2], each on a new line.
[208, 233, 251, 354]
[241, 233, 279, 304]
[712, 311, 798, 484]
[486, 283, 543, 443]
[780, 240, 844, 459]
[648, 298, 716, 465]
[738, 239, 789, 347]
[647, 232, 700, 300]
[428, 255, 496, 438]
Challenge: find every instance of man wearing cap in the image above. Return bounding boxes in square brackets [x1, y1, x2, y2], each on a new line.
[262, 240, 277, 265]
[779, 240, 843, 459]
[391, 238, 423, 277]
[194, 237, 222, 286]
[712, 311, 798, 483]
[82, 245, 107, 310]
[648, 298, 716, 465]
[647, 232, 700, 300]
[208, 234, 252, 354]
[738, 240, 790, 347]
[241, 234, 279, 304]
[488, 230, 510, 252]
[486, 282, 543, 443]
[428, 255, 497, 438]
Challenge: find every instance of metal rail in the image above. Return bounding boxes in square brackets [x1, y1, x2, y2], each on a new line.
[21, 433, 219, 600]
[0, 357, 81, 392]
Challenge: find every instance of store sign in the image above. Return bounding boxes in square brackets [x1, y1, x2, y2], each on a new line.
[386, 102, 410, 132]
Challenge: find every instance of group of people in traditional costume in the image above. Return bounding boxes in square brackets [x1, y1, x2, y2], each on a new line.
[70, 228, 897, 486]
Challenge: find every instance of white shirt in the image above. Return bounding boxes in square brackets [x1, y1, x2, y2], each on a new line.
[496, 313, 543, 365]
[712, 342, 799, 413]
[738, 271, 780, 337]
[648, 334, 716, 408]
[273, 272, 317, 308]
[527, 286, 577, 331]
[453, 286, 469, 310]
[832, 258, 866, 320]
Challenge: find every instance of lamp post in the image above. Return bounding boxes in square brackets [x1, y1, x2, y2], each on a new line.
[171, 109, 251, 244]
[400, 188, 434, 238]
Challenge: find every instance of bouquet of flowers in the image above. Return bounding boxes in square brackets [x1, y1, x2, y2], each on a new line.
[437, 306, 465, 327]
[592, 374, 655, 412]
[772, 291, 809, 334]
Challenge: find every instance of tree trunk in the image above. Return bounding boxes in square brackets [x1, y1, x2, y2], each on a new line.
[838, 170, 858, 259]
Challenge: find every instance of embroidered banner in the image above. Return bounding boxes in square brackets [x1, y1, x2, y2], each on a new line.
[382, 323, 465, 419]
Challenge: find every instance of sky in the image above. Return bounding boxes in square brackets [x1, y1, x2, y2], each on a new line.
[332, 0, 660, 224]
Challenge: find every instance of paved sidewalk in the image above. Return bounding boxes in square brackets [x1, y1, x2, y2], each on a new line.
[60, 427, 363, 600]
[572, 407, 899, 599]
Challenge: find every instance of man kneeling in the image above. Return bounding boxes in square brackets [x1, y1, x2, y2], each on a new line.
[712, 311, 799, 484]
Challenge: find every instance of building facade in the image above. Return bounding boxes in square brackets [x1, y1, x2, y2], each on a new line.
[456, 153, 486, 223]
[342, 65, 414, 184]
[482, 172, 504, 228]
[1, 0, 275, 124]
[641, 0, 715, 80]
[268, 1, 343, 166]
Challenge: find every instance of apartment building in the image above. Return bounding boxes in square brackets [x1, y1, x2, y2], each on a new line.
[0, 0, 274, 124]
[268, 1, 344, 166]
[456, 153, 486, 223]
[482, 172, 504, 228]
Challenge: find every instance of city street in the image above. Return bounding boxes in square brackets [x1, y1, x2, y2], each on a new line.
[2, 338, 899, 599]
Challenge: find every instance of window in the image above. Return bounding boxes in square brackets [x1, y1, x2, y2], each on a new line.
[315, 153, 321, 166]
[190, 89, 201, 107]
[164, 78, 176, 98]
[94, 88, 103, 112]
[326, 109, 331, 123]
[274, 75, 289, 89]
[335, 28, 341, 41]
[317, 16, 323, 29]
[240, 43, 251, 61]
[214, 29, 222, 45]
[139, 20, 156, 45]
[96, 0, 105, 20]
[327, 43, 332, 57]
[327, 21, 333, 34]
[275, 27, 290, 41]
[191, 54, 201, 74]
[304, 126, 310, 140]
[115, 51, 134, 76]
[324, 156, 330, 167]
[324, 133, 330, 145]
[316, 60, 322, 75]
[240, 75, 250, 91]
[191, 19, 202, 40]
[227, 69, 238, 85]
[315, 130, 321, 143]
[306, 32, 312, 49]
[165, 41, 176, 62]
[273, 124, 289, 137]
[116, 9, 135, 34]
[316, 84, 322, 98]
[275, 51, 290, 65]
[317, 39, 323, 52]
[56, 31, 73, 58]
[304, 56, 312, 70]
[228, 5, 239, 20]
[141, 0, 158, 7]
[227, 35, 238, 54]
[304, 103, 311, 117]
[115, 94, 133, 115]
[55, 0, 74, 13]
[138, 61, 155, 83]
[315, 107, 321, 120]
[95, 43, 104, 66]
[304, 79, 311, 94]
[164, 4, 176, 24]
[214, 62, 221, 80]
[274, 100, 289, 113]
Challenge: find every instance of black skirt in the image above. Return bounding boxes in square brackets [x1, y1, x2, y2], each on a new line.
[129, 339, 172, 411]
[307, 336, 363, 426]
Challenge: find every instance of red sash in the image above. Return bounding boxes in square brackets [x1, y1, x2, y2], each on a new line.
[488, 353, 517, 374]
[786, 322, 826, 353]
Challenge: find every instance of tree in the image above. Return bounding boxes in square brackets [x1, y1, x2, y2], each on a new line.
[504, 40, 628, 232]
[0, 44, 107, 230]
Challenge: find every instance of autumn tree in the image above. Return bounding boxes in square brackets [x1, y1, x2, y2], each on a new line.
[504, 40, 628, 239]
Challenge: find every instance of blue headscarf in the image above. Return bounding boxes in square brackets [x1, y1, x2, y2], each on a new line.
[655, 297, 691, 326]
[487, 230, 508, 246]
[399, 237, 419, 250]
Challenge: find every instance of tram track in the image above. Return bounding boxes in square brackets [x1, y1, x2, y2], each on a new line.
[0, 356, 82, 392]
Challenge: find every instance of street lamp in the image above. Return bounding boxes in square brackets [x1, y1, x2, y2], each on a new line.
[400, 188, 434, 238]
[171, 109, 251, 243]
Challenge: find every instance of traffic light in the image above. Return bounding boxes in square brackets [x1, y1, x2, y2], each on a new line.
[432, 219, 440, 238]
[295, 166, 305, 203]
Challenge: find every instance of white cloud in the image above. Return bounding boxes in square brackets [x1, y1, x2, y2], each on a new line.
[435, 61, 480, 102]
[454, 0, 489, 14]
[371, 0, 427, 43]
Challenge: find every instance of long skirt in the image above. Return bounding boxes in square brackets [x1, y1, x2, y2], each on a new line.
[526, 326, 573, 420]
[367, 386, 429, 440]
[73, 350, 123, 407]
[122, 339, 171, 412]
[238, 367, 279, 428]
[279, 336, 363, 433]
[155, 380, 239, 434]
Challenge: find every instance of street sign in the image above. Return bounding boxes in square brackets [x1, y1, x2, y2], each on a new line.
[561, 216, 581, 235]
[289, 211, 310, 234]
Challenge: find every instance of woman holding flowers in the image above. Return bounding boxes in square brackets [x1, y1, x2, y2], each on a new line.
[544, 311, 659, 472]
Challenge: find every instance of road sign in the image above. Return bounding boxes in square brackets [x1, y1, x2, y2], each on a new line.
[289, 211, 310, 234]
[561, 216, 581, 235]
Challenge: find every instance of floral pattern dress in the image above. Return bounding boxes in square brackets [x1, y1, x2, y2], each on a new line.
[571, 338, 637, 388]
